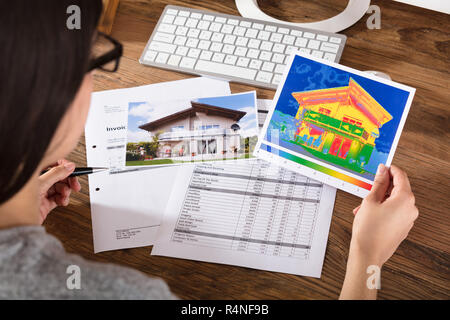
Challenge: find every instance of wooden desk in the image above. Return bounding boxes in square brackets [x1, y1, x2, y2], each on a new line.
[44, 0, 450, 299]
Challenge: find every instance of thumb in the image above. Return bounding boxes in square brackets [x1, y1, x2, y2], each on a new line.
[366, 163, 390, 203]
[39, 162, 75, 192]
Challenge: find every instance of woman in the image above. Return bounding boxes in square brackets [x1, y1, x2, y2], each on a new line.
[0, 1, 418, 299]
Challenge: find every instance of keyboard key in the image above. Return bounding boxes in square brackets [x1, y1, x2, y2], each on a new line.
[262, 61, 275, 72]
[291, 30, 302, 37]
[186, 38, 199, 47]
[223, 44, 235, 54]
[253, 23, 264, 30]
[174, 36, 187, 46]
[272, 53, 285, 64]
[175, 26, 188, 36]
[196, 60, 257, 80]
[278, 27, 289, 34]
[272, 74, 283, 85]
[186, 18, 198, 28]
[179, 10, 190, 17]
[236, 57, 250, 67]
[235, 37, 248, 47]
[285, 45, 296, 54]
[199, 50, 213, 60]
[235, 47, 247, 57]
[317, 34, 328, 41]
[153, 32, 175, 43]
[295, 37, 308, 47]
[246, 39, 260, 50]
[211, 32, 224, 42]
[198, 40, 211, 50]
[224, 55, 238, 65]
[307, 39, 320, 50]
[299, 48, 311, 55]
[210, 42, 223, 52]
[209, 22, 222, 32]
[233, 26, 246, 37]
[188, 48, 201, 59]
[247, 48, 260, 59]
[166, 9, 178, 15]
[240, 21, 252, 28]
[162, 14, 175, 24]
[274, 64, 284, 74]
[257, 30, 270, 41]
[174, 16, 187, 26]
[149, 41, 176, 54]
[304, 32, 315, 39]
[175, 46, 188, 56]
[191, 12, 202, 19]
[180, 57, 196, 69]
[221, 24, 234, 34]
[323, 52, 336, 61]
[199, 30, 212, 40]
[273, 43, 285, 53]
[249, 59, 262, 69]
[320, 42, 339, 53]
[187, 28, 200, 38]
[143, 50, 158, 62]
[203, 14, 214, 21]
[215, 16, 226, 23]
[212, 52, 225, 63]
[312, 50, 323, 58]
[256, 71, 273, 83]
[270, 33, 283, 43]
[282, 35, 295, 45]
[158, 23, 177, 34]
[197, 20, 210, 30]
[228, 19, 239, 25]
[167, 54, 181, 66]
[260, 41, 273, 51]
[265, 25, 277, 32]
[155, 52, 169, 64]
[259, 51, 272, 61]
[223, 34, 236, 44]
[246, 29, 259, 38]
[330, 37, 342, 44]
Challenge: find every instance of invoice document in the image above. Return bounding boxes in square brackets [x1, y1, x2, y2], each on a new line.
[152, 158, 336, 277]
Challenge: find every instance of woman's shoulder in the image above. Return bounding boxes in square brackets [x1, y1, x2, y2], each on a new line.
[0, 226, 175, 300]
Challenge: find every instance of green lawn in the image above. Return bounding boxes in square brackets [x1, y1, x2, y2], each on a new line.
[126, 154, 253, 166]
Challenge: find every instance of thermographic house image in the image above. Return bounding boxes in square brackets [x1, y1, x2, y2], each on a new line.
[291, 78, 392, 169]
[137, 101, 246, 160]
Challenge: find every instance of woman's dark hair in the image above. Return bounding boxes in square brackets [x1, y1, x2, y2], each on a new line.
[0, 0, 102, 204]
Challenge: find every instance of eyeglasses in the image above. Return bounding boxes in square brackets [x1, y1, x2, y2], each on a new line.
[89, 32, 123, 72]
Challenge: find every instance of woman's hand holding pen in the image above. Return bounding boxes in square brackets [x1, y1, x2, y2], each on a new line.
[38, 159, 81, 224]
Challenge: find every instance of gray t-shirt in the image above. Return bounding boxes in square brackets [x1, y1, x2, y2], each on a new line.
[0, 226, 176, 299]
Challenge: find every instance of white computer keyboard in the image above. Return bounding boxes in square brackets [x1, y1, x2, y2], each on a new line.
[140, 5, 347, 90]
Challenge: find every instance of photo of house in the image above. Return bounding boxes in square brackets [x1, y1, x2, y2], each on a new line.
[291, 78, 392, 171]
[126, 91, 258, 166]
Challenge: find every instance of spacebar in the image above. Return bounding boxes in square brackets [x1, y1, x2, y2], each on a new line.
[195, 60, 257, 80]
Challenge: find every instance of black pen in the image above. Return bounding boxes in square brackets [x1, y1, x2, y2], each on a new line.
[40, 167, 108, 177]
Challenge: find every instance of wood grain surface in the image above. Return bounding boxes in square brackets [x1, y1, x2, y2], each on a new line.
[43, 0, 450, 299]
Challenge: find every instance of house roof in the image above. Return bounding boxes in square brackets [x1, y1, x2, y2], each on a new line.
[291, 78, 392, 127]
[139, 101, 247, 132]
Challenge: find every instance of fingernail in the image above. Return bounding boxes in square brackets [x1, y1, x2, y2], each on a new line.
[64, 162, 75, 171]
[376, 164, 386, 176]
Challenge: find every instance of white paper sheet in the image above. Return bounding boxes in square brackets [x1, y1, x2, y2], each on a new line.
[84, 77, 231, 252]
[152, 158, 336, 277]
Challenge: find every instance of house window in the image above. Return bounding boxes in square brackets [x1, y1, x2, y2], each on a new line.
[319, 107, 331, 115]
[343, 116, 360, 126]
[198, 139, 217, 154]
[171, 125, 184, 132]
[198, 124, 220, 130]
